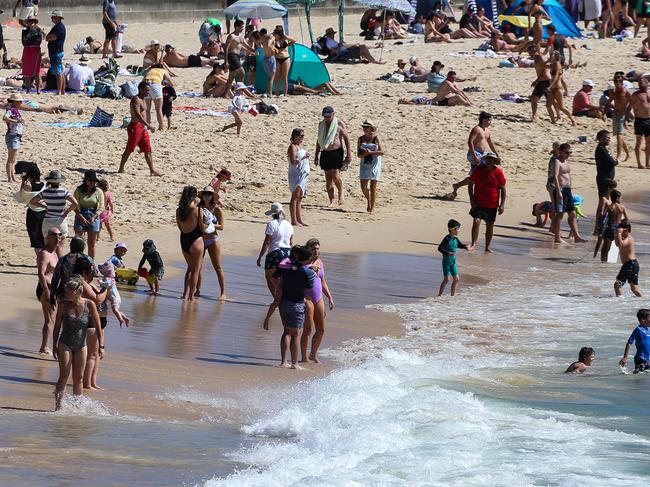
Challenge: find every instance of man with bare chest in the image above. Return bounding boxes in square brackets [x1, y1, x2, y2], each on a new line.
[315, 106, 351, 205]
[118, 81, 161, 176]
[223, 19, 256, 96]
[37, 228, 60, 354]
[611, 76, 631, 161]
[550, 143, 587, 244]
[629, 77, 650, 168]
[529, 45, 553, 122]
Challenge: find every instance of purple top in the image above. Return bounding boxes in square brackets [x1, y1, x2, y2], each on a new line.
[304, 259, 324, 303]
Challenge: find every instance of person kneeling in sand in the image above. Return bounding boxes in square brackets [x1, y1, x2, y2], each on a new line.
[266, 245, 315, 369]
[565, 347, 595, 373]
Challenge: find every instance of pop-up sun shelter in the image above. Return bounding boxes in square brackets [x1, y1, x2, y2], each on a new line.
[502, 0, 582, 38]
[254, 43, 331, 93]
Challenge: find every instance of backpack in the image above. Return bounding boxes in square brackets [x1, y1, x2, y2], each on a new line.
[89, 106, 114, 127]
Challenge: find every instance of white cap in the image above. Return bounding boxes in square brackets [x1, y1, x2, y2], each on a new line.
[408, 55, 418, 65]
[582, 79, 596, 87]
[607, 83, 615, 91]
[233, 82, 246, 91]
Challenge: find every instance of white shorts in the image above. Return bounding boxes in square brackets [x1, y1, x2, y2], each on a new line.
[18, 6, 35, 20]
[42, 216, 69, 239]
[145, 83, 163, 100]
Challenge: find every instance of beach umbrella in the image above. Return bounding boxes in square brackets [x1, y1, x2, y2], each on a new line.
[498, 14, 551, 28]
[224, 0, 288, 20]
[352, 0, 415, 15]
[278, 0, 346, 44]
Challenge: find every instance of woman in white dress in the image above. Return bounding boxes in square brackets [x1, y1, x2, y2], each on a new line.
[357, 119, 384, 213]
[287, 128, 310, 226]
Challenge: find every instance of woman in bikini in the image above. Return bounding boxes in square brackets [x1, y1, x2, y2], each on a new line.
[197, 185, 226, 300]
[272, 26, 296, 96]
[424, 13, 453, 42]
[300, 238, 334, 364]
[52, 276, 102, 410]
[176, 186, 206, 300]
[548, 50, 576, 126]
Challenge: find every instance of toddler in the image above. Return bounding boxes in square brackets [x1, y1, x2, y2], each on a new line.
[97, 178, 115, 241]
[162, 83, 177, 130]
[209, 167, 232, 206]
[108, 242, 127, 268]
[97, 262, 130, 327]
[138, 239, 165, 295]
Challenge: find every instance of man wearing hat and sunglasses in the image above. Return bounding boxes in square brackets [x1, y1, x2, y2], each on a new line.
[46, 9, 66, 95]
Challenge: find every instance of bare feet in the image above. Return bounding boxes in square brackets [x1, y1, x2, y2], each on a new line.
[574, 236, 587, 243]
[485, 247, 493, 253]
[219, 294, 227, 301]
[278, 361, 289, 368]
[308, 355, 319, 363]
[468, 244, 476, 251]
[39, 347, 52, 355]
[150, 170, 163, 176]
[92, 384, 105, 391]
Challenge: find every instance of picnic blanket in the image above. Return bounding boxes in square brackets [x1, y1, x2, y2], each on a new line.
[35, 122, 120, 128]
[176, 106, 230, 117]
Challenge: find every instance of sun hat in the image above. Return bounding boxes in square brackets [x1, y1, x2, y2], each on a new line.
[322, 105, 335, 116]
[483, 151, 500, 160]
[201, 185, 215, 193]
[361, 119, 376, 129]
[115, 242, 128, 251]
[8, 93, 23, 102]
[432, 60, 444, 69]
[325, 27, 336, 36]
[265, 202, 284, 216]
[582, 79, 596, 87]
[233, 81, 246, 91]
[408, 56, 418, 65]
[44, 170, 66, 183]
[79, 55, 90, 65]
[49, 9, 64, 19]
[397, 58, 406, 65]
[145, 39, 161, 49]
[83, 169, 98, 182]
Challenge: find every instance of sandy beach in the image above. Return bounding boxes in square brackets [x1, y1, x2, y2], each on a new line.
[1, 8, 650, 486]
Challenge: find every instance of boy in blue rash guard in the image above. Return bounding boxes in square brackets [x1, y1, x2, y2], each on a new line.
[437, 219, 468, 297]
[619, 309, 650, 373]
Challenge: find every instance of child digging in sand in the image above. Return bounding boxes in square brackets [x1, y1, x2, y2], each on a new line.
[437, 219, 468, 296]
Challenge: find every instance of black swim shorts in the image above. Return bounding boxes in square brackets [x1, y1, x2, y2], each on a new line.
[616, 259, 640, 286]
[532, 79, 551, 99]
[103, 20, 116, 40]
[227, 52, 242, 70]
[319, 147, 344, 171]
[188, 54, 202, 67]
[469, 206, 498, 224]
[437, 98, 450, 107]
[634, 117, 650, 136]
[634, 357, 649, 373]
[552, 187, 575, 213]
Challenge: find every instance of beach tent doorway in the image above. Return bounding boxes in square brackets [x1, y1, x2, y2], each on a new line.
[254, 43, 331, 93]
[502, 0, 581, 38]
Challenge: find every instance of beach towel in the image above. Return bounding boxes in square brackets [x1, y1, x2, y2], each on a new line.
[36, 122, 91, 128]
[317, 115, 338, 149]
[175, 106, 230, 117]
[177, 92, 207, 98]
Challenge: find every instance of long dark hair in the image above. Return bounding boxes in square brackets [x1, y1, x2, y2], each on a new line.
[24, 163, 41, 183]
[177, 186, 197, 222]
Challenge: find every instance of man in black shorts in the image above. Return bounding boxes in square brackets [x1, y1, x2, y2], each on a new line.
[529, 44, 553, 122]
[101, 0, 119, 59]
[315, 106, 351, 205]
[630, 77, 650, 169]
[223, 19, 256, 96]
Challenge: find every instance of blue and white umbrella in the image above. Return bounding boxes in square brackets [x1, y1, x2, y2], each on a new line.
[224, 0, 288, 19]
[352, 0, 415, 14]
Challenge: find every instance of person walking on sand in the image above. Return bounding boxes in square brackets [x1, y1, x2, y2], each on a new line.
[315, 106, 351, 206]
[45, 9, 66, 96]
[358, 119, 384, 213]
[438, 219, 469, 296]
[529, 44, 554, 122]
[301, 238, 334, 364]
[73, 170, 104, 260]
[629, 77, 650, 169]
[4, 93, 25, 182]
[614, 221, 642, 297]
[468, 152, 506, 252]
[611, 76, 631, 161]
[36, 228, 60, 354]
[549, 143, 587, 244]
[288, 128, 310, 226]
[619, 309, 650, 373]
[52, 277, 103, 410]
[101, 0, 119, 59]
[176, 186, 206, 300]
[118, 82, 162, 176]
[599, 189, 628, 262]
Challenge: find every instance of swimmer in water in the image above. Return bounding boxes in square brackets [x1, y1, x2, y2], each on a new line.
[565, 346, 595, 373]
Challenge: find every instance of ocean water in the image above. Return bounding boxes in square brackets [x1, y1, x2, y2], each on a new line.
[204, 207, 650, 485]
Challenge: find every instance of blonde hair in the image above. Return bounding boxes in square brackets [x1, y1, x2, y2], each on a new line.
[65, 276, 84, 296]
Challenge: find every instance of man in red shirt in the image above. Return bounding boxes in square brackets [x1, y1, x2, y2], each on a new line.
[572, 80, 606, 120]
[468, 152, 506, 252]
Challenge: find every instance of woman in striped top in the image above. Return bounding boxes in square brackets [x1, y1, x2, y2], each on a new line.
[29, 170, 78, 256]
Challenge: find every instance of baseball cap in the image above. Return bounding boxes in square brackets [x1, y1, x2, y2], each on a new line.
[582, 79, 596, 87]
[322, 106, 334, 116]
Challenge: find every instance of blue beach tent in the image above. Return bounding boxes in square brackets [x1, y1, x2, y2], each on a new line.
[503, 0, 581, 38]
[254, 43, 331, 93]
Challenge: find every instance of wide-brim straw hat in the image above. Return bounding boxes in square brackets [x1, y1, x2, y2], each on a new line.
[145, 39, 161, 50]
[8, 93, 24, 102]
[49, 9, 64, 19]
[361, 119, 376, 129]
[265, 202, 283, 216]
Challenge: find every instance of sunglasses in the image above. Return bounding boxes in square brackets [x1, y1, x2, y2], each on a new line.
[48, 233, 63, 238]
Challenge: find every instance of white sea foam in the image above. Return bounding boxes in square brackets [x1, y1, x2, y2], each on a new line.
[202, 255, 650, 486]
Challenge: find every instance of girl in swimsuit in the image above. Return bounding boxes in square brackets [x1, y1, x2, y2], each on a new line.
[272, 26, 295, 96]
[548, 50, 576, 126]
[197, 185, 226, 300]
[300, 238, 334, 363]
[53, 276, 102, 410]
[176, 186, 206, 300]
[288, 128, 310, 226]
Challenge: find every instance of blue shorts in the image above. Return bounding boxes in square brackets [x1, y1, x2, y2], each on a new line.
[263, 56, 276, 77]
[467, 150, 484, 174]
[49, 51, 64, 76]
[5, 133, 21, 150]
[74, 208, 101, 233]
[279, 300, 306, 329]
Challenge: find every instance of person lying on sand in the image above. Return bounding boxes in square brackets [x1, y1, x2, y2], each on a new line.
[286, 82, 341, 96]
[0, 97, 81, 114]
[163, 44, 214, 68]
[322, 27, 385, 64]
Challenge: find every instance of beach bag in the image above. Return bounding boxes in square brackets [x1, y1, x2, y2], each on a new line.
[387, 73, 404, 83]
[120, 80, 138, 99]
[256, 101, 278, 115]
[89, 107, 114, 127]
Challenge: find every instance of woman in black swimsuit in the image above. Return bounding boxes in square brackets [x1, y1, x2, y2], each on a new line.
[53, 276, 102, 410]
[272, 26, 295, 97]
[18, 163, 45, 253]
[176, 186, 206, 300]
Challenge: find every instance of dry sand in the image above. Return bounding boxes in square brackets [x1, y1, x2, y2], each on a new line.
[0, 14, 649, 418]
